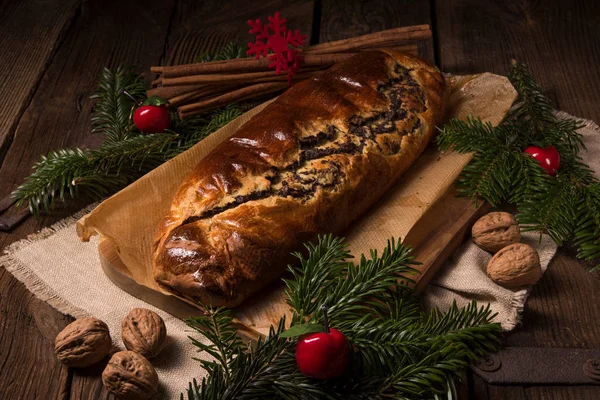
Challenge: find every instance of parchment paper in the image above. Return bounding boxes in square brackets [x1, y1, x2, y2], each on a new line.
[77, 72, 517, 301]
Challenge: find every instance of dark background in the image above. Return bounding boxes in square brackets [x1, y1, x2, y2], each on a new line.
[0, 0, 599, 398]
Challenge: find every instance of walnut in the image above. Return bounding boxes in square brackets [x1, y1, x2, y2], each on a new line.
[487, 243, 542, 289]
[54, 317, 111, 367]
[472, 212, 521, 252]
[102, 350, 159, 400]
[122, 308, 167, 359]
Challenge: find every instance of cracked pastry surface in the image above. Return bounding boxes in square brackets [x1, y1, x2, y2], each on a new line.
[152, 50, 445, 307]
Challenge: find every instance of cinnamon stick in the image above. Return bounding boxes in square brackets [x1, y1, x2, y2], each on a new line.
[305, 28, 431, 55]
[168, 83, 240, 107]
[162, 58, 270, 78]
[163, 68, 323, 87]
[171, 69, 328, 108]
[151, 24, 430, 78]
[159, 53, 352, 78]
[163, 70, 280, 86]
[178, 82, 288, 118]
[147, 84, 208, 100]
[151, 77, 162, 87]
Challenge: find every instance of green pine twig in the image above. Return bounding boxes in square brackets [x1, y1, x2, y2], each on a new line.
[11, 74, 242, 217]
[195, 41, 248, 63]
[437, 60, 600, 268]
[184, 236, 502, 400]
[90, 67, 147, 143]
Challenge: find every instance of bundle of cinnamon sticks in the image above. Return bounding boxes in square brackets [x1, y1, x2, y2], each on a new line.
[150, 25, 431, 119]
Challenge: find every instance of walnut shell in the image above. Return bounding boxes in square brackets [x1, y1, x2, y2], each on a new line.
[102, 350, 159, 400]
[472, 212, 521, 252]
[54, 317, 111, 367]
[122, 308, 166, 359]
[487, 243, 542, 289]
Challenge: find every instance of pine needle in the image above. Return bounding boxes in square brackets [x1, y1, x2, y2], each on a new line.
[184, 236, 502, 400]
[11, 66, 241, 217]
[437, 60, 600, 268]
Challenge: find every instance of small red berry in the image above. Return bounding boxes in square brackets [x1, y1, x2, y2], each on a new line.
[133, 105, 170, 133]
[295, 305, 349, 379]
[296, 328, 349, 379]
[524, 145, 561, 176]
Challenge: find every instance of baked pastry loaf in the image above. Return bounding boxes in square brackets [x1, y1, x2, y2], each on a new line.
[153, 50, 445, 307]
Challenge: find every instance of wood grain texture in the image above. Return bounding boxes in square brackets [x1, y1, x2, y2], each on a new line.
[0, 0, 177, 399]
[0, 0, 80, 164]
[0, 268, 72, 399]
[434, 0, 600, 122]
[0, 0, 599, 398]
[506, 251, 600, 348]
[0, 0, 177, 202]
[436, 0, 600, 350]
[434, 0, 600, 398]
[161, 0, 314, 66]
[0, 1, 315, 399]
[319, 0, 434, 61]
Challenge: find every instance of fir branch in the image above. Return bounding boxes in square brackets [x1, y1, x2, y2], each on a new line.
[11, 133, 174, 216]
[436, 117, 509, 154]
[184, 316, 301, 400]
[163, 106, 242, 158]
[285, 234, 353, 318]
[507, 59, 554, 134]
[437, 60, 600, 268]
[90, 66, 147, 143]
[574, 182, 600, 268]
[455, 150, 513, 206]
[195, 41, 248, 63]
[517, 174, 579, 244]
[12, 106, 241, 216]
[186, 237, 502, 400]
[321, 238, 419, 323]
[286, 236, 419, 324]
[185, 307, 244, 381]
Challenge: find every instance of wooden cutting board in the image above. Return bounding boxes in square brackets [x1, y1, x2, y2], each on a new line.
[98, 185, 490, 341]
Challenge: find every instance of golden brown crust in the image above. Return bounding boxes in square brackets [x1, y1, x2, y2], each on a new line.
[152, 51, 445, 307]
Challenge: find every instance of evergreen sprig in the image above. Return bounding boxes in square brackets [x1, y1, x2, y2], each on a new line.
[195, 41, 248, 63]
[184, 235, 502, 400]
[90, 67, 147, 143]
[11, 68, 241, 216]
[437, 60, 600, 269]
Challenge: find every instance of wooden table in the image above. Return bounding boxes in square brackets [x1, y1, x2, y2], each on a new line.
[0, 0, 599, 398]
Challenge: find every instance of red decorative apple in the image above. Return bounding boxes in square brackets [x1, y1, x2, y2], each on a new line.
[295, 305, 349, 379]
[524, 145, 561, 176]
[133, 96, 170, 133]
[123, 91, 171, 133]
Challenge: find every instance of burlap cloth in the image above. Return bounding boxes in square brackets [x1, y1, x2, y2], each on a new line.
[1, 104, 599, 398]
[423, 111, 600, 329]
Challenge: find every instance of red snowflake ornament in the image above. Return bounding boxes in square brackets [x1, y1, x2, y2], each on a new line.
[247, 12, 307, 84]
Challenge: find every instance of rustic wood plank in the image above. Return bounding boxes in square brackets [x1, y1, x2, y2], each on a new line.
[434, 0, 600, 398]
[0, 0, 178, 202]
[161, 0, 315, 67]
[319, 0, 434, 61]
[467, 374, 491, 400]
[0, 268, 72, 399]
[524, 387, 600, 400]
[0, 0, 80, 164]
[434, 0, 600, 122]
[474, 380, 600, 400]
[0, 1, 315, 398]
[0, 0, 180, 398]
[506, 251, 600, 348]
[435, 0, 600, 350]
